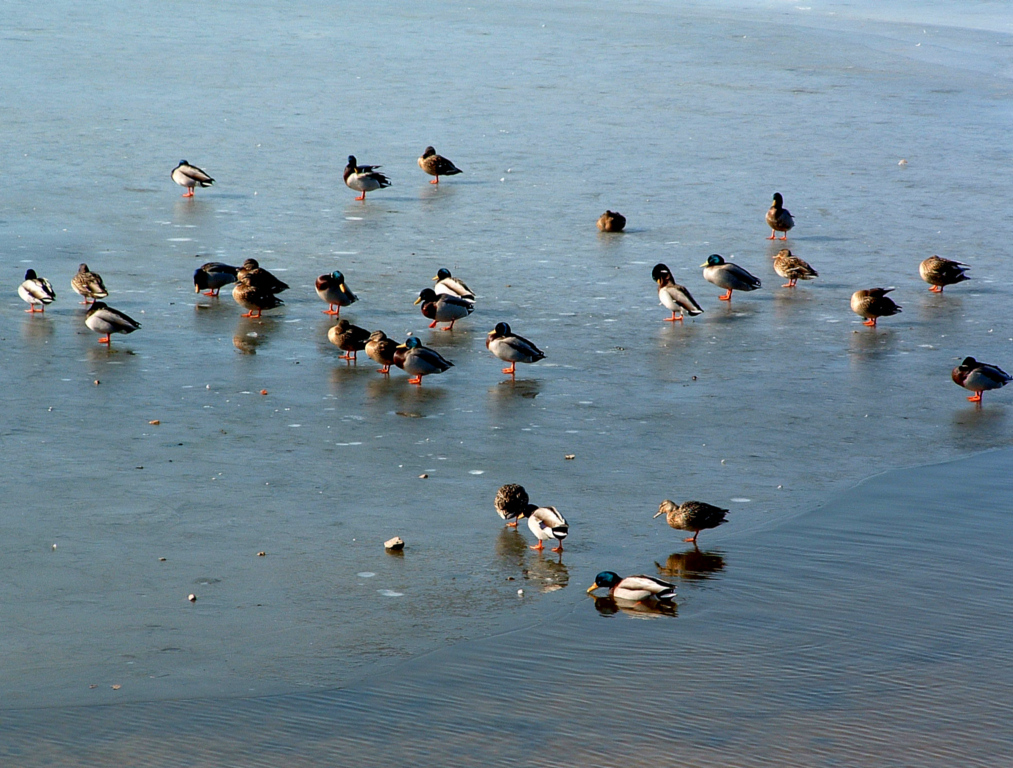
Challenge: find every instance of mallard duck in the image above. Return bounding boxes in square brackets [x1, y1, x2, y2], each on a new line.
[70, 263, 108, 304]
[18, 269, 56, 313]
[766, 192, 794, 240]
[494, 484, 531, 527]
[171, 160, 214, 197]
[232, 279, 284, 318]
[527, 506, 568, 552]
[327, 318, 370, 361]
[654, 500, 729, 545]
[586, 572, 677, 604]
[415, 287, 474, 331]
[597, 210, 626, 232]
[772, 249, 818, 288]
[432, 268, 475, 301]
[701, 254, 761, 301]
[920, 256, 969, 293]
[193, 262, 238, 297]
[952, 357, 1011, 403]
[344, 155, 391, 200]
[365, 330, 398, 374]
[485, 322, 545, 375]
[393, 336, 453, 385]
[851, 288, 901, 327]
[652, 263, 703, 322]
[85, 301, 140, 344]
[418, 146, 462, 184]
[237, 259, 289, 294]
[315, 271, 358, 316]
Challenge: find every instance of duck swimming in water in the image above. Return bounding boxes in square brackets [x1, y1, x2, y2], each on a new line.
[586, 572, 677, 604]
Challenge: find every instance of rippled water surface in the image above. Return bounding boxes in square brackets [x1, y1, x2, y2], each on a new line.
[2, 0, 1012, 764]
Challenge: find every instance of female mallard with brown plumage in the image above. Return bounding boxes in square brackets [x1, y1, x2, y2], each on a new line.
[850, 288, 901, 327]
[71, 263, 109, 304]
[654, 500, 728, 545]
[327, 319, 371, 361]
[597, 210, 626, 232]
[919, 256, 969, 293]
[365, 330, 398, 374]
[772, 249, 818, 288]
[494, 484, 530, 527]
[766, 192, 794, 240]
[417, 146, 462, 184]
[952, 357, 1011, 403]
[232, 279, 284, 318]
[237, 259, 289, 294]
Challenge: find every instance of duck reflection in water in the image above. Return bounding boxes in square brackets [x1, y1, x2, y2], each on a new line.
[489, 377, 541, 401]
[655, 548, 726, 581]
[494, 528, 569, 592]
[592, 595, 677, 618]
[233, 316, 279, 354]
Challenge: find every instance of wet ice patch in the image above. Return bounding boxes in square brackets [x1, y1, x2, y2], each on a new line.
[378, 589, 403, 597]
[730, 498, 751, 503]
[357, 572, 376, 578]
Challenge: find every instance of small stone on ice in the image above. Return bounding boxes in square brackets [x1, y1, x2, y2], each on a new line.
[564, 454, 575, 460]
[149, 420, 160, 425]
[517, 589, 524, 596]
[898, 159, 908, 165]
[384, 536, 405, 551]
[188, 593, 197, 602]
[159, 557, 166, 561]
[257, 551, 266, 557]
[419, 473, 428, 479]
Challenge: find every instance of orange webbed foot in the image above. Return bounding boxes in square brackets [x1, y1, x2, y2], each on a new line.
[862, 319, 877, 327]
[719, 291, 732, 301]
[430, 179, 439, 184]
[967, 394, 983, 402]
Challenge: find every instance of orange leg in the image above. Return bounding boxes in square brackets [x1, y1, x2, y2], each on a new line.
[719, 290, 733, 301]
[529, 541, 545, 551]
[551, 544, 564, 553]
[408, 375, 423, 385]
[80, 299, 92, 304]
[683, 531, 700, 544]
[862, 318, 877, 327]
[355, 192, 366, 201]
[506, 521, 518, 528]
[377, 365, 390, 374]
[323, 304, 341, 315]
[502, 362, 517, 375]
[967, 392, 983, 402]
[782, 279, 797, 288]
[767, 230, 777, 240]
[441, 320, 456, 331]
[25, 306, 44, 313]
[339, 351, 357, 361]
[779, 233, 788, 240]
[430, 177, 439, 184]
[241, 310, 262, 318]
[98, 336, 111, 344]
[664, 312, 684, 323]
[183, 189, 194, 198]
[929, 285, 943, 293]
[428, 320, 438, 328]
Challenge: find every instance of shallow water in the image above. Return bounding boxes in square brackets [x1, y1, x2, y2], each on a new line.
[2, 0, 1012, 763]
